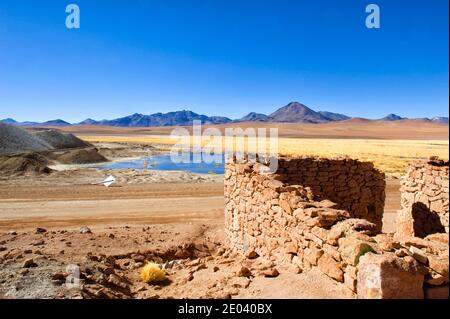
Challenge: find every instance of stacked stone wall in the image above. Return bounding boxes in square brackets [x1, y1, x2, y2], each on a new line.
[224, 156, 449, 299]
[397, 157, 449, 238]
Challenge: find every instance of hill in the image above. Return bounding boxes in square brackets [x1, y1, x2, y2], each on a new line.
[0, 123, 52, 155]
[237, 112, 270, 122]
[99, 110, 232, 127]
[268, 102, 331, 123]
[3, 101, 448, 127]
[380, 114, 405, 121]
[33, 130, 91, 149]
[0, 123, 91, 155]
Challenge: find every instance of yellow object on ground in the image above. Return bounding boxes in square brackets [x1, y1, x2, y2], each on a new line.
[140, 262, 167, 283]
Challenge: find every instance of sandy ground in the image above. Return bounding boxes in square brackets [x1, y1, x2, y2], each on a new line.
[0, 172, 399, 299]
[43, 120, 449, 140]
[0, 172, 400, 233]
[0, 222, 354, 299]
[0, 140, 402, 299]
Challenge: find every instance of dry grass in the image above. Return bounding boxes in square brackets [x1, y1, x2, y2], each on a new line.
[140, 262, 167, 283]
[80, 135, 449, 176]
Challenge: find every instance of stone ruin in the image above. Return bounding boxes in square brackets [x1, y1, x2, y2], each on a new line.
[224, 156, 449, 299]
[397, 157, 449, 238]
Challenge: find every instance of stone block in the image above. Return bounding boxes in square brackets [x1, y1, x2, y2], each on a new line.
[357, 253, 424, 299]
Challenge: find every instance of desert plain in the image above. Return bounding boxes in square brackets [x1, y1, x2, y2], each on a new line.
[0, 120, 448, 299]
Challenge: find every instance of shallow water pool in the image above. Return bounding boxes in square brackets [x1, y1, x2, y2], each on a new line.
[97, 153, 224, 174]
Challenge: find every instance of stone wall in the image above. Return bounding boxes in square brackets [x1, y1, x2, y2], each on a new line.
[397, 157, 449, 238]
[276, 158, 386, 232]
[224, 157, 386, 289]
[224, 156, 449, 299]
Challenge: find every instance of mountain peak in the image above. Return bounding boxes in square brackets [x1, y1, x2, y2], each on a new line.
[238, 112, 269, 122]
[78, 118, 99, 125]
[0, 118, 18, 124]
[381, 114, 405, 121]
[269, 102, 330, 123]
[41, 119, 72, 126]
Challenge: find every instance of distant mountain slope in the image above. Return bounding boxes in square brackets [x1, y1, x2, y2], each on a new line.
[237, 112, 270, 122]
[431, 117, 449, 124]
[380, 114, 405, 121]
[318, 111, 351, 121]
[2, 102, 448, 127]
[0, 118, 18, 124]
[99, 110, 231, 127]
[40, 119, 72, 126]
[269, 102, 331, 123]
[78, 118, 99, 125]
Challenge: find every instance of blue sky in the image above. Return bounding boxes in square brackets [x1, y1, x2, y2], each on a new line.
[0, 0, 448, 122]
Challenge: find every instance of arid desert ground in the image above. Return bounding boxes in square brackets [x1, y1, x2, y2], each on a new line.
[0, 120, 448, 299]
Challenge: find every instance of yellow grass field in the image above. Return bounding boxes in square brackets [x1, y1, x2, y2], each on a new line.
[80, 134, 449, 176]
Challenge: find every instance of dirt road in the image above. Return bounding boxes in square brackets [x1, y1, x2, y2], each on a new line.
[0, 179, 400, 232]
[0, 183, 224, 230]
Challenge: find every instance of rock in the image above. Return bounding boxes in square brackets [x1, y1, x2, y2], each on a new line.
[0, 246, 7, 252]
[396, 235, 430, 249]
[318, 254, 344, 282]
[425, 233, 448, 245]
[357, 253, 424, 299]
[51, 272, 68, 281]
[131, 254, 145, 263]
[424, 285, 449, 299]
[277, 263, 301, 274]
[229, 277, 251, 288]
[408, 246, 428, 264]
[35, 227, 47, 234]
[108, 233, 115, 239]
[30, 239, 45, 246]
[80, 226, 92, 234]
[428, 254, 449, 279]
[316, 209, 350, 227]
[7, 231, 17, 236]
[374, 234, 400, 252]
[179, 272, 194, 284]
[338, 235, 376, 266]
[22, 258, 37, 268]
[186, 258, 201, 267]
[262, 268, 279, 278]
[213, 266, 219, 272]
[426, 271, 447, 286]
[19, 269, 29, 275]
[107, 274, 130, 291]
[161, 260, 176, 270]
[304, 247, 323, 266]
[245, 250, 258, 259]
[344, 272, 357, 292]
[97, 264, 115, 275]
[395, 248, 409, 257]
[236, 266, 252, 277]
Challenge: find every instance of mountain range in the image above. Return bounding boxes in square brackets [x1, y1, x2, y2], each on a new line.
[1, 102, 448, 127]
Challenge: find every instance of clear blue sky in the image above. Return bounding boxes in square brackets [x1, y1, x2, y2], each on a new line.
[0, 0, 448, 122]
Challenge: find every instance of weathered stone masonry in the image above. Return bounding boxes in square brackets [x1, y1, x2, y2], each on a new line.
[397, 158, 449, 238]
[276, 158, 386, 233]
[225, 156, 449, 298]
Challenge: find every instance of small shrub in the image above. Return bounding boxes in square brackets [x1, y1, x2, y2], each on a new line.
[140, 262, 166, 283]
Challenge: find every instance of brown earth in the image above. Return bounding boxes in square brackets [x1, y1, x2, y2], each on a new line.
[36, 119, 449, 140]
[0, 169, 400, 299]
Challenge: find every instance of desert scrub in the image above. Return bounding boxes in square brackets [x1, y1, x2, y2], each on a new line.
[80, 135, 449, 176]
[140, 262, 167, 283]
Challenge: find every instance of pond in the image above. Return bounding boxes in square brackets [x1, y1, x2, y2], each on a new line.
[96, 153, 225, 174]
